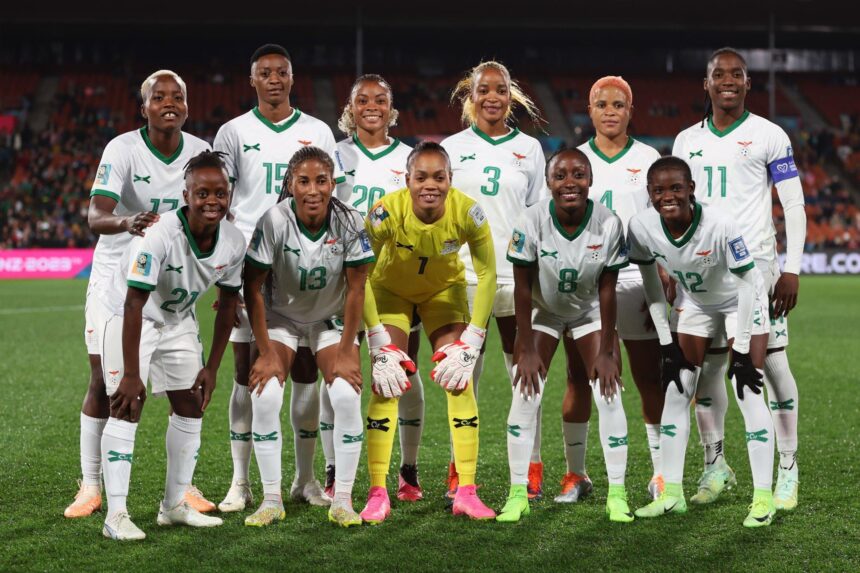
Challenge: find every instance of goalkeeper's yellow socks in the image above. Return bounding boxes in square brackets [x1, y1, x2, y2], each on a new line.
[447, 383, 479, 486]
[366, 394, 398, 488]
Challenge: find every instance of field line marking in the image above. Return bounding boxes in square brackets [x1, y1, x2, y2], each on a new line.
[0, 304, 84, 315]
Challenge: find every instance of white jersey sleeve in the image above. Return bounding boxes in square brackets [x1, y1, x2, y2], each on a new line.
[506, 213, 538, 266]
[213, 122, 239, 183]
[91, 138, 132, 203]
[125, 227, 168, 293]
[246, 209, 279, 270]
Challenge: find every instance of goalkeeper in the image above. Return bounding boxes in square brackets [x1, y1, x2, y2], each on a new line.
[360, 141, 497, 523]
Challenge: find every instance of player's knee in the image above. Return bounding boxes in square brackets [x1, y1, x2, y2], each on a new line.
[329, 385, 360, 412]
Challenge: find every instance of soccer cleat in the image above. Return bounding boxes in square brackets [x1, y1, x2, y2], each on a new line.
[324, 464, 336, 499]
[527, 462, 544, 500]
[690, 464, 736, 505]
[102, 511, 146, 541]
[773, 468, 799, 511]
[157, 501, 223, 527]
[452, 485, 496, 520]
[496, 484, 530, 523]
[328, 500, 362, 528]
[290, 479, 332, 507]
[397, 464, 423, 502]
[64, 481, 102, 518]
[647, 474, 665, 501]
[244, 502, 286, 527]
[743, 489, 776, 528]
[184, 484, 217, 513]
[606, 485, 634, 523]
[635, 484, 687, 518]
[218, 479, 253, 513]
[554, 472, 593, 503]
[445, 461, 459, 501]
[360, 486, 391, 525]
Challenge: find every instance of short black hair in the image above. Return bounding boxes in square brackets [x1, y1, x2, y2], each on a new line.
[250, 43, 291, 65]
[406, 140, 451, 172]
[544, 147, 591, 181]
[184, 150, 229, 182]
[647, 155, 693, 184]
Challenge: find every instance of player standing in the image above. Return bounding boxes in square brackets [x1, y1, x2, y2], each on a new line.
[214, 44, 344, 512]
[99, 151, 245, 540]
[501, 148, 631, 523]
[441, 61, 547, 499]
[673, 48, 805, 509]
[66, 70, 213, 519]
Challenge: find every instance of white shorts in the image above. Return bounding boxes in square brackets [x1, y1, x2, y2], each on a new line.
[532, 305, 602, 341]
[101, 314, 203, 397]
[674, 292, 770, 342]
[616, 280, 658, 341]
[466, 282, 516, 323]
[84, 278, 111, 355]
[229, 294, 252, 344]
[262, 314, 359, 353]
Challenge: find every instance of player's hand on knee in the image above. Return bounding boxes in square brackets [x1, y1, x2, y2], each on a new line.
[592, 352, 622, 401]
[512, 354, 546, 401]
[430, 324, 484, 392]
[660, 342, 695, 395]
[366, 324, 416, 397]
[111, 374, 146, 421]
[193, 366, 217, 412]
[728, 351, 763, 400]
[772, 272, 799, 318]
[248, 352, 285, 396]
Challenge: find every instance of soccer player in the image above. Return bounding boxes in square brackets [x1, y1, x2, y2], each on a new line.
[441, 61, 547, 499]
[500, 148, 631, 523]
[329, 74, 425, 502]
[563, 76, 665, 503]
[629, 156, 777, 527]
[214, 43, 345, 512]
[67, 70, 213, 519]
[99, 151, 245, 540]
[242, 146, 376, 527]
[673, 48, 805, 509]
[360, 141, 497, 523]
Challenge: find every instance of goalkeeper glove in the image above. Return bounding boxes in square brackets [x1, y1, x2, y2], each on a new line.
[367, 324, 416, 398]
[430, 324, 485, 392]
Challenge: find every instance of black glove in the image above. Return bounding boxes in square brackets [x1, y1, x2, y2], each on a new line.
[728, 351, 763, 400]
[660, 342, 694, 394]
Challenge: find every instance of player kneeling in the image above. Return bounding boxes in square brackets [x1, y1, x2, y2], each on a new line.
[243, 146, 376, 527]
[629, 157, 776, 528]
[99, 151, 245, 540]
[500, 148, 631, 523]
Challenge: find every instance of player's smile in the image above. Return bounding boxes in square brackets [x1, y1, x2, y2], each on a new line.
[473, 67, 511, 126]
[407, 151, 451, 222]
[706, 53, 749, 112]
[184, 167, 231, 229]
[143, 77, 188, 132]
[647, 167, 694, 230]
[352, 79, 392, 135]
[290, 158, 333, 224]
[548, 153, 591, 212]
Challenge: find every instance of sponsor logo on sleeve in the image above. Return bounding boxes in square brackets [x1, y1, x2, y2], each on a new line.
[729, 237, 750, 262]
[132, 252, 153, 277]
[509, 229, 526, 254]
[468, 203, 487, 228]
[95, 164, 112, 185]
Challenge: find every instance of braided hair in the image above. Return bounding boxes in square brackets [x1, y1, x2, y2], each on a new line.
[183, 149, 229, 185]
[701, 47, 748, 128]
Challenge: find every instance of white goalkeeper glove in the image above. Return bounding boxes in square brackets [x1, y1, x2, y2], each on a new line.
[367, 324, 416, 398]
[430, 323, 486, 392]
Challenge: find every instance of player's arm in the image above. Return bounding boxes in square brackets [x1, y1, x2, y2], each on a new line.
[771, 163, 806, 318]
[195, 286, 240, 411]
[728, 266, 765, 399]
[113, 286, 149, 422]
[511, 263, 544, 398]
[466, 216, 496, 336]
[334, 264, 369, 392]
[242, 261, 281, 395]
[88, 195, 159, 236]
[593, 269, 622, 399]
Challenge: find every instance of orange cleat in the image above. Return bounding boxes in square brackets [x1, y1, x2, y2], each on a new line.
[527, 462, 544, 500]
[64, 481, 102, 518]
[445, 461, 459, 501]
[184, 484, 217, 513]
[554, 472, 593, 503]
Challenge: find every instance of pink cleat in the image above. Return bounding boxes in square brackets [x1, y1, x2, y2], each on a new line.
[360, 486, 391, 525]
[452, 485, 496, 520]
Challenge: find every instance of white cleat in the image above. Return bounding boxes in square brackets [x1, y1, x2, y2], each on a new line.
[290, 479, 332, 507]
[218, 479, 253, 513]
[157, 501, 223, 528]
[102, 511, 146, 541]
[774, 468, 799, 511]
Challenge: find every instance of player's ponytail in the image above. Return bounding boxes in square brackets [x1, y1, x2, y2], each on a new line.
[337, 74, 400, 136]
[451, 60, 543, 129]
[701, 47, 748, 128]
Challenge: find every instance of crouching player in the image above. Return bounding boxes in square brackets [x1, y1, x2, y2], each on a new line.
[501, 148, 631, 523]
[629, 156, 776, 527]
[99, 151, 245, 540]
[243, 146, 378, 527]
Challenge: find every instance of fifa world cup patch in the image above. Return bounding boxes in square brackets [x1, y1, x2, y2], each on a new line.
[728, 237, 749, 262]
[369, 202, 389, 227]
[509, 229, 526, 254]
[132, 252, 153, 276]
[440, 238, 460, 255]
[358, 229, 372, 254]
[468, 203, 487, 228]
[250, 228, 263, 252]
[95, 164, 112, 185]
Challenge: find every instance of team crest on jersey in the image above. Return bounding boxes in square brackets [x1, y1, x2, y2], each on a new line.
[737, 141, 753, 158]
[132, 252, 153, 276]
[468, 204, 487, 228]
[728, 237, 749, 262]
[509, 229, 526, 254]
[95, 164, 111, 185]
[369, 202, 389, 227]
[512, 152, 526, 167]
[440, 239, 460, 255]
[358, 230, 372, 254]
[390, 169, 405, 187]
[326, 237, 341, 255]
[213, 264, 228, 280]
[626, 168, 642, 185]
[586, 243, 604, 263]
[696, 249, 717, 267]
[298, 139, 312, 146]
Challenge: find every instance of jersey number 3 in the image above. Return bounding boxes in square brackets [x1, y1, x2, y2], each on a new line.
[480, 166, 501, 196]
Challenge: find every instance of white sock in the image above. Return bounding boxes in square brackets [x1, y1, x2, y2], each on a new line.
[562, 422, 588, 475]
[695, 354, 729, 469]
[530, 405, 543, 464]
[251, 379, 284, 496]
[319, 379, 336, 467]
[506, 375, 543, 484]
[80, 413, 107, 487]
[228, 380, 253, 483]
[164, 415, 202, 509]
[645, 423, 662, 476]
[398, 372, 424, 466]
[732, 373, 775, 490]
[659, 368, 699, 484]
[503, 352, 514, 383]
[591, 383, 628, 485]
[764, 351, 799, 473]
[329, 378, 363, 497]
[101, 418, 138, 516]
[290, 381, 319, 485]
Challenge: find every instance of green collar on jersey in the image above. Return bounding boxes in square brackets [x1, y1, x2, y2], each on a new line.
[471, 124, 520, 146]
[290, 199, 328, 241]
[707, 109, 750, 138]
[661, 202, 702, 248]
[353, 134, 401, 161]
[549, 198, 593, 241]
[178, 207, 219, 259]
[588, 136, 634, 164]
[140, 127, 184, 165]
[252, 107, 302, 133]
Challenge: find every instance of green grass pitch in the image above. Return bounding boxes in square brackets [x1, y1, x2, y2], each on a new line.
[1, 277, 858, 572]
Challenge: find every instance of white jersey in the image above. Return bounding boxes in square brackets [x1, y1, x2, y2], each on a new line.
[334, 135, 412, 217]
[442, 126, 547, 285]
[507, 198, 627, 318]
[107, 209, 245, 325]
[627, 202, 756, 308]
[89, 128, 211, 288]
[214, 108, 344, 242]
[672, 111, 799, 263]
[579, 137, 660, 281]
[245, 199, 375, 324]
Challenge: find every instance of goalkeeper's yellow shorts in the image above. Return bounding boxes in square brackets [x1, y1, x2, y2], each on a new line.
[371, 282, 471, 338]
